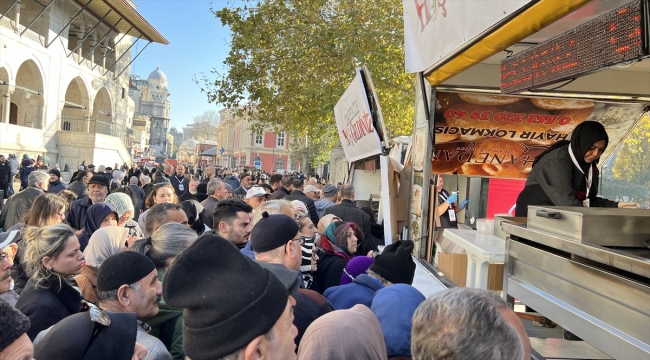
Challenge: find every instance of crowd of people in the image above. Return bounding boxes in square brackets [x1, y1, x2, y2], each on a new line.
[0, 158, 531, 360]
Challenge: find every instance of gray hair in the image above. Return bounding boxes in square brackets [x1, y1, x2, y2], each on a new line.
[98, 165, 106, 172]
[339, 184, 354, 199]
[411, 287, 524, 360]
[130, 222, 197, 269]
[207, 178, 225, 196]
[113, 170, 125, 183]
[251, 200, 292, 228]
[97, 281, 141, 302]
[28, 170, 50, 188]
[145, 203, 183, 236]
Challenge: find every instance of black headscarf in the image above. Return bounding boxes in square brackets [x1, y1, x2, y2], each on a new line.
[181, 200, 206, 235]
[533, 121, 608, 168]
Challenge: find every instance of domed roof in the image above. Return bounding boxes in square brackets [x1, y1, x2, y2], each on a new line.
[181, 139, 200, 147]
[148, 65, 167, 83]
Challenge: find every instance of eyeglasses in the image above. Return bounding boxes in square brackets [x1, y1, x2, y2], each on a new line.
[291, 237, 305, 246]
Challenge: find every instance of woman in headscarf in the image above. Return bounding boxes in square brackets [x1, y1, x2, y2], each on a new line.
[105, 192, 144, 239]
[75, 226, 127, 303]
[76, 203, 118, 251]
[317, 214, 341, 235]
[311, 221, 359, 294]
[515, 121, 639, 216]
[194, 183, 209, 202]
[181, 200, 208, 235]
[297, 304, 387, 360]
[371, 284, 426, 359]
[339, 256, 374, 285]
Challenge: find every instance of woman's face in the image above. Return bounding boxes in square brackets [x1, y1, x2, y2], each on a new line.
[346, 227, 358, 254]
[100, 213, 118, 228]
[48, 236, 85, 276]
[300, 218, 316, 238]
[584, 140, 607, 164]
[118, 211, 132, 226]
[49, 207, 66, 226]
[154, 187, 174, 204]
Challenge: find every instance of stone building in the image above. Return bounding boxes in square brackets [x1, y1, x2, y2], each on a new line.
[0, 0, 167, 168]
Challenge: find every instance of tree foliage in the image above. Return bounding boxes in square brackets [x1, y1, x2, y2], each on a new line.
[612, 114, 650, 187]
[187, 110, 221, 143]
[197, 0, 414, 166]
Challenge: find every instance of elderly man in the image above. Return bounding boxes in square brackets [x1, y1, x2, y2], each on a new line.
[170, 165, 189, 197]
[179, 178, 200, 203]
[303, 184, 321, 202]
[67, 169, 90, 199]
[324, 240, 416, 310]
[244, 186, 270, 211]
[0, 170, 49, 230]
[212, 199, 253, 249]
[285, 178, 319, 226]
[144, 203, 189, 236]
[164, 234, 299, 360]
[65, 175, 110, 231]
[323, 184, 372, 251]
[411, 287, 531, 360]
[0, 240, 19, 306]
[47, 169, 67, 194]
[96, 251, 172, 360]
[315, 184, 338, 218]
[232, 172, 252, 197]
[0, 298, 33, 359]
[252, 212, 333, 346]
[201, 178, 229, 229]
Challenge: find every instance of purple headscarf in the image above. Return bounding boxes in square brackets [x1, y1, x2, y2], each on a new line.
[339, 256, 374, 285]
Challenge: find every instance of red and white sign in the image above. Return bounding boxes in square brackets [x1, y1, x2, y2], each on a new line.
[335, 69, 383, 162]
[403, 0, 533, 73]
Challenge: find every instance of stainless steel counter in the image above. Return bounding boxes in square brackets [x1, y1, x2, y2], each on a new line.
[503, 222, 650, 360]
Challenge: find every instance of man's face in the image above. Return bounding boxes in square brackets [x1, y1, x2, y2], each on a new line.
[265, 297, 298, 360]
[271, 182, 280, 191]
[49, 174, 59, 183]
[221, 211, 251, 246]
[0, 333, 33, 360]
[245, 195, 267, 210]
[215, 184, 228, 200]
[166, 209, 189, 227]
[176, 166, 185, 176]
[241, 175, 252, 189]
[288, 230, 302, 271]
[308, 191, 320, 201]
[88, 183, 108, 203]
[81, 173, 90, 184]
[189, 180, 199, 194]
[0, 251, 13, 294]
[206, 167, 214, 178]
[0, 156, 5, 163]
[128, 270, 163, 319]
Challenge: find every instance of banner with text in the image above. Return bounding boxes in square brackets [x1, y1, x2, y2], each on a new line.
[432, 92, 646, 179]
[335, 69, 383, 163]
[403, 0, 532, 73]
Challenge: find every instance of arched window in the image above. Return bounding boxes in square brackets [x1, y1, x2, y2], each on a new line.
[275, 157, 284, 170]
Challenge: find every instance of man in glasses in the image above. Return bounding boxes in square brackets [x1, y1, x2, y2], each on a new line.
[95, 252, 171, 360]
[251, 212, 333, 346]
[244, 186, 270, 211]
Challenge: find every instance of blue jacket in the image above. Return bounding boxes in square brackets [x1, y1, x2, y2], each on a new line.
[323, 274, 383, 310]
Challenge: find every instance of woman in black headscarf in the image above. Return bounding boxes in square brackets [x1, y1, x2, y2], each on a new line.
[515, 121, 639, 216]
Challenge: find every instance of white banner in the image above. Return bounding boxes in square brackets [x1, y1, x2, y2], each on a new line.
[404, 0, 532, 73]
[334, 70, 383, 163]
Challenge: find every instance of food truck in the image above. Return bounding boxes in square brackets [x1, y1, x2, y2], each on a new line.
[400, 0, 650, 358]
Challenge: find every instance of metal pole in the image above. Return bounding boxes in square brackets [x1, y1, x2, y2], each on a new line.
[92, 26, 132, 70]
[81, 18, 121, 63]
[46, 0, 92, 48]
[67, 8, 112, 57]
[20, 0, 55, 36]
[104, 35, 141, 75]
[114, 41, 150, 80]
[0, 0, 19, 21]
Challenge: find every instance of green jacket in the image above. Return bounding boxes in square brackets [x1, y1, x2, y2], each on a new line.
[144, 268, 184, 360]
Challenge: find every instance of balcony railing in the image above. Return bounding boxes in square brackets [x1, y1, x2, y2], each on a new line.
[59, 115, 132, 149]
[0, 17, 46, 46]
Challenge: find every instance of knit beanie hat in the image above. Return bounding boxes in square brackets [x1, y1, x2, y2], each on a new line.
[48, 168, 61, 178]
[0, 298, 30, 352]
[369, 240, 416, 285]
[97, 252, 156, 292]
[105, 193, 135, 219]
[163, 234, 289, 360]
[250, 212, 299, 252]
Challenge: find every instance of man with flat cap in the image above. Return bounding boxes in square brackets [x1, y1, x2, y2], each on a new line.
[164, 234, 298, 360]
[252, 212, 333, 346]
[95, 251, 171, 360]
[66, 175, 110, 232]
[0, 297, 33, 360]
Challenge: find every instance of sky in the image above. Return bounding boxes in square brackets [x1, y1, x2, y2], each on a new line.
[128, 0, 235, 130]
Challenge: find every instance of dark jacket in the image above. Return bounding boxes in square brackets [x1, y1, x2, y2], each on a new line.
[67, 181, 88, 199]
[129, 184, 146, 220]
[200, 196, 218, 229]
[285, 190, 319, 225]
[232, 186, 247, 198]
[65, 196, 94, 231]
[293, 288, 334, 346]
[225, 175, 240, 191]
[0, 186, 45, 230]
[515, 144, 618, 216]
[47, 179, 67, 194]
[169, 175, 189, 197]
[16, 277, 82, 340]
[323, 274, 383, 310]
[271, 186, 291, 200]
[311, 252, 348, 294]
[20, 166, 34, 190]
[178, 190, 198, 203]
[144, 268, 184, 360]
[323, 200, 372, 246]
[127, 168, 142, 185]
[0, 161, 11, 188]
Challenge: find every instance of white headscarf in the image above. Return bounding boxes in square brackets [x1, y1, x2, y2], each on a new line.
[83, 226, 128, 268]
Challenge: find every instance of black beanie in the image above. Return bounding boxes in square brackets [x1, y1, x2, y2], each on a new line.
[48, 168, 61, 178]
[250, 212, 299, 252]
[369, 240, 416, 285]
[97, 252, 156, 292]
[0, 298, 30, 352]
[163, 234, 289, 360]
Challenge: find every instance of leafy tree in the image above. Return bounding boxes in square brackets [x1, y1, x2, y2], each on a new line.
[612, 114, 650, 187]
[196, 0, 414, 166]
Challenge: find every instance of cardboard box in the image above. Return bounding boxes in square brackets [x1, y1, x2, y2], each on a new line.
[437, 252, 504, 291]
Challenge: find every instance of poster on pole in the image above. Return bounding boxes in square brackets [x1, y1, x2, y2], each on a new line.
[334, 69, 383, 163]
[403, 0, 533, 73]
